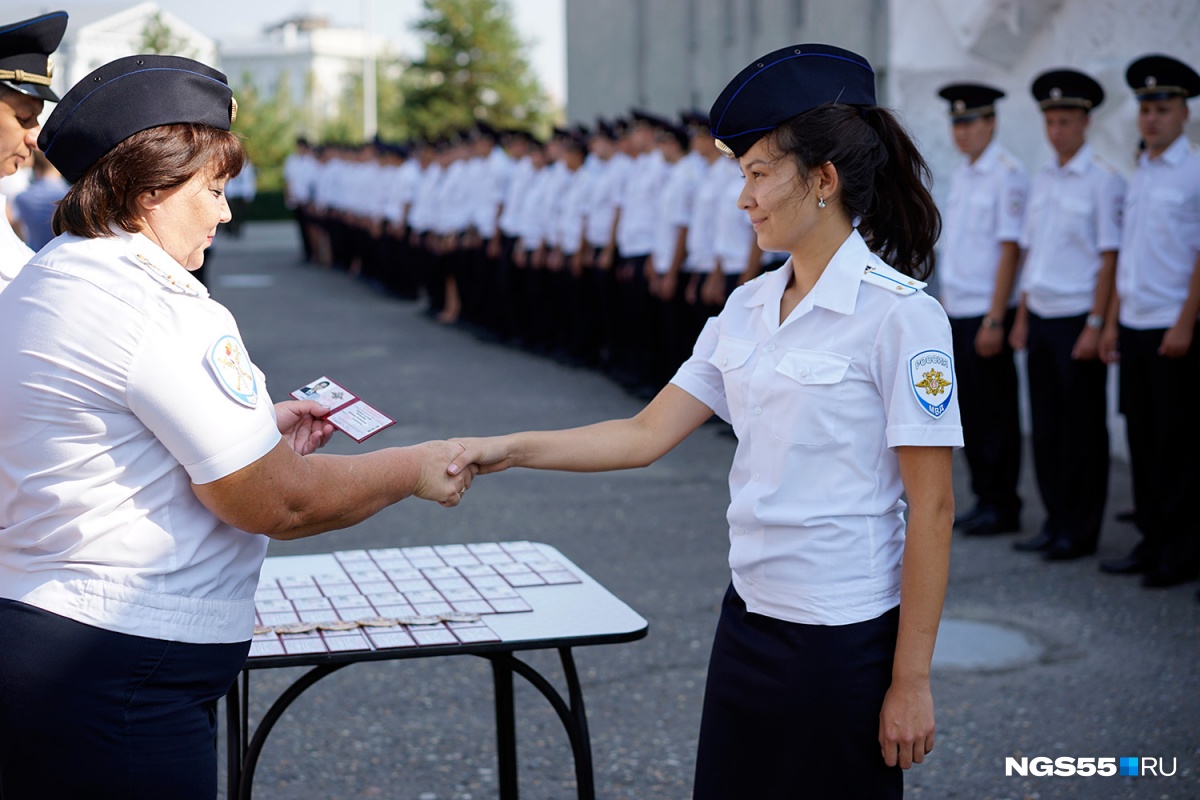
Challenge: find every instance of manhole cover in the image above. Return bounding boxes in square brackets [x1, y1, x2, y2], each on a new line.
[932, 619, 1042, 670]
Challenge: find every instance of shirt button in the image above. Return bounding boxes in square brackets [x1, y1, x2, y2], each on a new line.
[722, 356, 729, 366]
[752, 472, 760, 481]
[735, 527, 745, 536]
[754, 406, 763, 415]
[767, 343, 776, 352]
[797, 367, 810, 378]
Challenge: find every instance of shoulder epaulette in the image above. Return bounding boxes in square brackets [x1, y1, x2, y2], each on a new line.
[863, 264, 926, 296]
[1091, 152, 1120, 175]
[126, 252, 206, 297]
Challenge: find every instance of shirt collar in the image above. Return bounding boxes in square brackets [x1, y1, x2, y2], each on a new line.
[966, 139, 1002, 173]
[113, 226, 210, 298]
[743, 229, 870, 317]
[1055, 142, 1093, 176]
[1140, 134, 1191, 167]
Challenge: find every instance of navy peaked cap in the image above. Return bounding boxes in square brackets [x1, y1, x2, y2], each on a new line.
[708, 44, 876, 159]
[1126, 54, 1200, 100]
[0, 11, 68, 102]
[1031, 69, 1104, 111]
[38, 54, 236, 183]
[938, 83, 1005, 120]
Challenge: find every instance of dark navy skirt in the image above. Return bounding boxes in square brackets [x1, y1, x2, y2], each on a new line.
[694, 584, 903, 799]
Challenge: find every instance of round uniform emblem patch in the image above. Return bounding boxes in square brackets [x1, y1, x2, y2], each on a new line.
[208, 335, 259, 408]
[910, 349, 954, 418]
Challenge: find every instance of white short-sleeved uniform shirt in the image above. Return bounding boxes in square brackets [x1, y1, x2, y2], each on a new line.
[938, 140, 1029, 318]
[584, 152, 630, 249]
[1019, 143, 1125, 318]
[671, 230, 963, 626]
[616, 150, 667, 258]
[650, 153, 703, 274]
[1116, 135, 1200, 330]
[0, 229, 282, 644]
[685, 157, 739, 274]
[0, 195, 34, 294]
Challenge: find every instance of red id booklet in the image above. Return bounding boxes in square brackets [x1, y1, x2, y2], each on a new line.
[291, 376, 395, 442]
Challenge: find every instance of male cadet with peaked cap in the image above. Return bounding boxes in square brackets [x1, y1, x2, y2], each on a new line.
[0, 10, 67, 293]
[1008, 69, 1124, 561]
[935, 82, 1028, 538]
[1098, 54, 1200, 593]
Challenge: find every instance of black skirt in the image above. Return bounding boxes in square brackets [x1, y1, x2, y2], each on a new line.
[694, 584, 903, 799]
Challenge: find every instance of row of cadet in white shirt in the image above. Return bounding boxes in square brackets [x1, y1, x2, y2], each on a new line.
[936, 133, 1200, 331]
[282, 137, 780, 281]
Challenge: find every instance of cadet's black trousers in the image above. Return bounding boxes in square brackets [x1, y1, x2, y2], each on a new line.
[0, 599, 249, 800]
[950, 312, 1023, 519]
[694, 585, 903, 799]
[1026, 312, 1109, 549]
[1118, 323, 1200, 574]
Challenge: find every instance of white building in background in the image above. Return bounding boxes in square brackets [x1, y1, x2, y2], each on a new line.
[220, 16, 391, 129]
[6, 1, 218, 98]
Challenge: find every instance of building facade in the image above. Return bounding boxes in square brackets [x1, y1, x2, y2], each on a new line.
[565, 0, 887, 122]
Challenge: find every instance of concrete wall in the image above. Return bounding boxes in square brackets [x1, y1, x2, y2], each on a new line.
[566, 0, 888, 123]
[890, 0, 1200, 212]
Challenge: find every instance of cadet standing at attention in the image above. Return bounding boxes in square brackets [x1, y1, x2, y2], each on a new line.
[936, 83, 1028, 538]
[0, 10, 66, 291]
[1009, 69, 1124, 561]
[1099, 54, 1200, 592]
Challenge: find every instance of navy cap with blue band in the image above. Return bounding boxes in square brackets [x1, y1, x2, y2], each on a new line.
[708, 44, 876, 159]
[38, 54, 236, 183]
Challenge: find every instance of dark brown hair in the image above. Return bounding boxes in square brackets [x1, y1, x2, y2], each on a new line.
[53, 123, 244, 238]
[769, 103, 941, 279]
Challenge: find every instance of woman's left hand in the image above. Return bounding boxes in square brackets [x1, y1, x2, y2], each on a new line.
[275, 400, 336, 456]
[878, 677, 935, 769]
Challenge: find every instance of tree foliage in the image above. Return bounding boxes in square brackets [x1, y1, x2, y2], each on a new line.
[231, 73, 302, 191]
[138, 11, 198, 57]
[387, 0, 552, 139]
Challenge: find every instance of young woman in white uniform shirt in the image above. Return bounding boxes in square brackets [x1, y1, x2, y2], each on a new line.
[448, 45, 962, 799]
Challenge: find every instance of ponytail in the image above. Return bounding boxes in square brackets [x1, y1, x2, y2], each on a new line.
[768, 104, 941, 279]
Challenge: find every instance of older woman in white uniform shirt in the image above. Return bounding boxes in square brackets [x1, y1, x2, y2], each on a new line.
[0, 55, 472, 800]
[448, 45, 961, 799]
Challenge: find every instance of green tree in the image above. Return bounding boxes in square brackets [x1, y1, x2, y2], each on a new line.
[231, 73, 302, 192]
[390, 0, 552, 139]
[137, 11, 198, 57]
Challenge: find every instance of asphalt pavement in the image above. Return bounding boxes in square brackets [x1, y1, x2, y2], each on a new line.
[208, 223, 1198, 800]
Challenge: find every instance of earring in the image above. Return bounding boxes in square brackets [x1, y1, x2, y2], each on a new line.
[818, 195, 826, 209]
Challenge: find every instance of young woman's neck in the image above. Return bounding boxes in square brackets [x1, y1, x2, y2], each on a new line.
[787, 215, 854, 298]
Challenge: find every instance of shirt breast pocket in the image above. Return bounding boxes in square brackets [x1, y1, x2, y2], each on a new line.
[1059, 195, 1095, 248]
[768, 349, 852, 446]
[1149, 187, 1188, 232]
[968, 193, 996, 233]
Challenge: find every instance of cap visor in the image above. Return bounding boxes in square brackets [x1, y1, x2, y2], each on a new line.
[0, 80, 59, 102]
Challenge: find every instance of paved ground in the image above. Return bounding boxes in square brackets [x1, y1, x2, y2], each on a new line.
[209, 223, 1198, 800]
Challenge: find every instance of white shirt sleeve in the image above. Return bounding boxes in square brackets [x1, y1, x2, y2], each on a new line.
[126, 311, 281, 485]
[870, 293, 964, 449]
[669, 317, 731, 423]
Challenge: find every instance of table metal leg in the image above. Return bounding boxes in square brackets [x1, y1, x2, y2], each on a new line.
[491, 655, 519, 799]
[225, 676, 243, 800]
[484, 648, 596, 800]
[231, 664, 349, 800]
